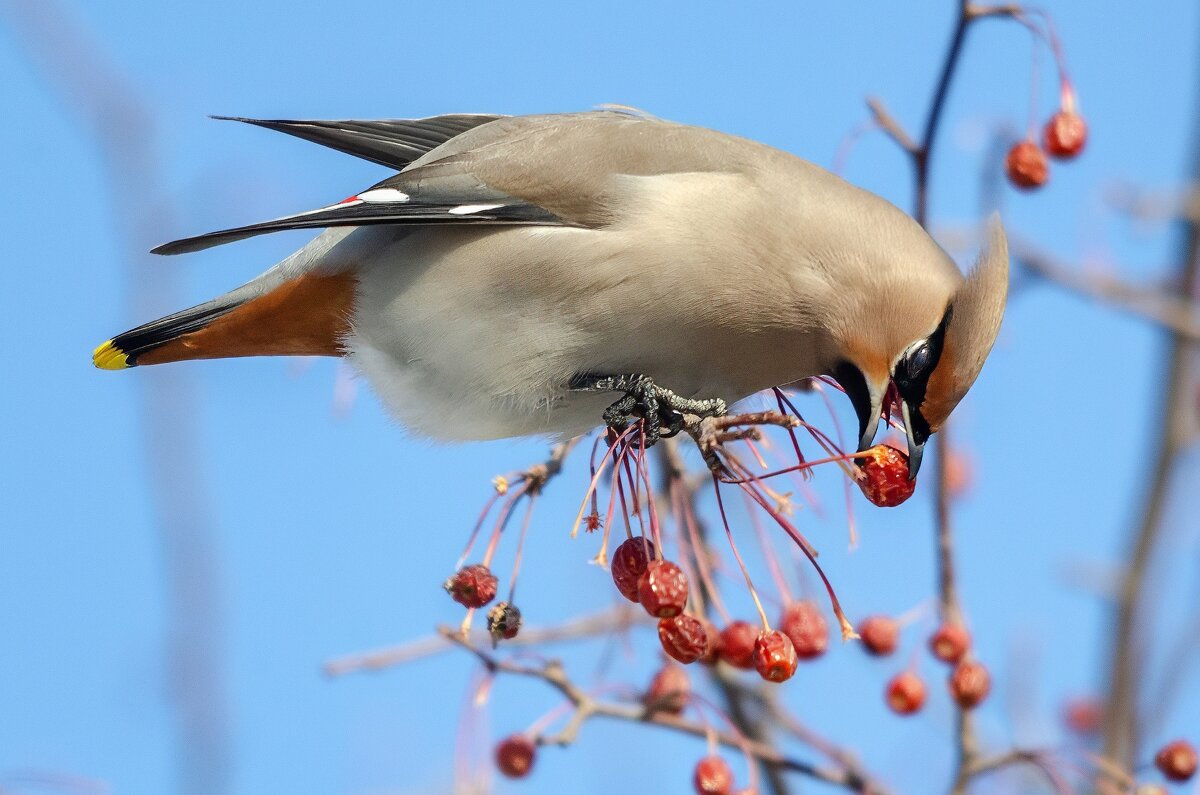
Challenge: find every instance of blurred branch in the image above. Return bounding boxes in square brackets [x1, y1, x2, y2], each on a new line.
[1101, 78, 1200, 768]
[439, 627, 877, 792]
[0, 2, 230, 793]
[1012, 239, 1200, 340]
[323, 605, 645, 677]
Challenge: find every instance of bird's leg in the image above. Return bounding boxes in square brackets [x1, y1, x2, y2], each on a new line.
[568, 372, 728, 446]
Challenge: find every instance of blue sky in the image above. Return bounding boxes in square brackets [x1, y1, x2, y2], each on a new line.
[2, 2, 1198, 793]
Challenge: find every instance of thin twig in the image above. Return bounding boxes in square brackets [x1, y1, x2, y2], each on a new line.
[323, 605, 645, 677]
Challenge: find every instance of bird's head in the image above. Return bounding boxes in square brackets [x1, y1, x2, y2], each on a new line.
[831, 216, 1009, 479]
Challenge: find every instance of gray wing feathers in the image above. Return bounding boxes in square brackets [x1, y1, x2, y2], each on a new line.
[212, 114, 504, 170]
[152, 196, 562, 255]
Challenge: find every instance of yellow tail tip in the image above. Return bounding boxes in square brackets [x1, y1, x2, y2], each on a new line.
[93, 340, 130, 370]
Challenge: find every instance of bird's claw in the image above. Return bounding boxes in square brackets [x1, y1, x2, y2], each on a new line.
[570, 372, 727, 447]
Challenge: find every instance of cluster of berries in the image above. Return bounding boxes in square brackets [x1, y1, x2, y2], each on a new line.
[1005, 106, 1086, 190]
[872, 621, 991, 715]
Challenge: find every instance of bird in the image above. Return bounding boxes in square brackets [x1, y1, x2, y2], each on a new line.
[93, 109, 1008, 478]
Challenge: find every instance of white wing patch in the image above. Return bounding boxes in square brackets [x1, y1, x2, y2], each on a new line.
[448, 203, 506, 215]
[357, 188, 411, 203]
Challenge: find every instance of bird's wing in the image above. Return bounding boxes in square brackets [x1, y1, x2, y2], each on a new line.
[152, 176, 563, 255]
[212, 114, 505, 170]
[154, 110, 768, 255]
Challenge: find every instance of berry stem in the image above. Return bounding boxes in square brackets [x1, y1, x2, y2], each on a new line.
[570, 423, 637, 538]
[506, 492, 538, 603]
[710, 473, 771, 631]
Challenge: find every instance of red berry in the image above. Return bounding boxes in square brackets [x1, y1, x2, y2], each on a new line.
[644, 662, 690, 715]
[857, 445, 916, 507]
[1062, 697, 1102, 735]
[858, 615, 899, 656]
[717, 621, 758, 669]
[495, 734, 536, 778]
[1042, 110, 1087, 160]
[886, 671, 926, 715]
[1155, 739, 1198, 782]
[1005, 140, 1049, 190]
[949, 660, 991, 709]
[486, 601, 522, 643]
[697, 617, 721, 665]
[658, 615, 710, 664]
[693, 755, 734, 795]
[443, 564, 498, 609]
[929, 624, 971, 664]
[752, 630, 798, 683]
[637, 559, 689, 618]
[611, 536, 656, 602]
[779, 601, 829, 660]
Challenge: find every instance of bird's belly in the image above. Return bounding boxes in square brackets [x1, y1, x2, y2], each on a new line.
[343, 225, 830, 441]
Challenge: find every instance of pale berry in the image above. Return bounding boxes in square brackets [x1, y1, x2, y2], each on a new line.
[1042, 110, 1087, 159]
[611, 536, 656, 602]
[779, 601, 828, 660]
[1155, 739, 1197, 782]
[644, 662, 690, 715]
[495, 734, 536, 778]
[752, 630, 798, 683]
[886, 671, 926, 715]
[929, 624, 971, 664]
[858, 445, 916, 507]
[717, 621, 758, 670]
[1062, 697, 1102, 735]
[487, 601, 522, 643]
[1005, 140, 1049, 190]
[658, 615, 710, 664]
[949, 660, 991, 709]
[443, 564, 498, 609]
[858, 616, 899, 656]
[637, 559, 689, 618]
[693, 755, 734, 795]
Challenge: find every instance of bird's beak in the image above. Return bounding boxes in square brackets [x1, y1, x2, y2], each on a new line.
[899, 399, 930, 480]
[835, 363, 884, 453]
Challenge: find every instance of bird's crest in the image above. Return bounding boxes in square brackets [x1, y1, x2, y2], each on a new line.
[919, 215, 1009, 431]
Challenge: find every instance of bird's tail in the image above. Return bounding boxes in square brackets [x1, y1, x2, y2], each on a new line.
[93, 270, 357, 369]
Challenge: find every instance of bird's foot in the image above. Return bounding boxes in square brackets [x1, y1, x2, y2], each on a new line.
[568, 372, 728, 446]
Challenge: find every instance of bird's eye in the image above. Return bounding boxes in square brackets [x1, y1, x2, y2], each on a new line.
[905, 343, 932, 379]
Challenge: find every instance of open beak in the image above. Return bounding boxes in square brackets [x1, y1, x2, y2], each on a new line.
[899, 400, 929, 480]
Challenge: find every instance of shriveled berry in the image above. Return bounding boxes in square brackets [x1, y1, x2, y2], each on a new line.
[1005, 140, 1049, 190]
[1042, 110, 1087, 160]
[644, 662, 690, 715]
[693, 755, 734, 795]
[443, 563, 498, 609]
[1062, 697, 1102, 735]
[1155, 739, 1198, 782]
[718, 621, 758, 669]
[752, 630, 798, 683]
[486, 601, 522, 643]
[495, 734, 536, 778]
[697, 617, 721, 665]
[857, 445, 916, 507]
[779, 601, 828, 660]
[929, 624, 971, 664]
[886, 671, 927, 715]
[611, 536, 656, 602]
[949, 660, 991, 709]
[858, 615, 899, 656]
[658, 615, 710, 664]
[637, 559, 689, 618]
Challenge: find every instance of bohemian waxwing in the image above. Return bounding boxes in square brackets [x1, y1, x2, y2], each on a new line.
[93, 110, 1009, 478]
